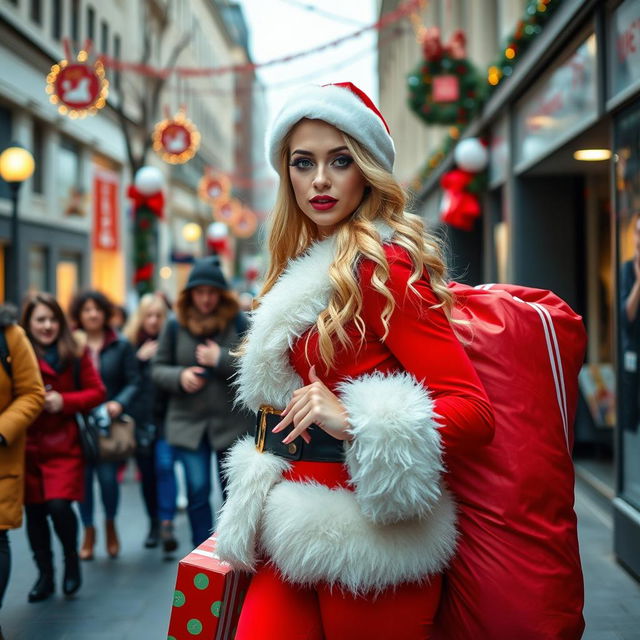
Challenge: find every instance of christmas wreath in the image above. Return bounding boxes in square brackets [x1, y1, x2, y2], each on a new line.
[407, 29, 482, 127]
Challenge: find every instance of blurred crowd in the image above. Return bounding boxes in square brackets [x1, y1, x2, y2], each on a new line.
[0, 256, 253, 638]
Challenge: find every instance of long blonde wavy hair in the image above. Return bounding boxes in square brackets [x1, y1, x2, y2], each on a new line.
[259, 120, 454, 371]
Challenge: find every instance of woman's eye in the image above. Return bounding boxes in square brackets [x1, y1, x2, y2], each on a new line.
[290, 157, 313, 169]
[332, 155, 353, 168]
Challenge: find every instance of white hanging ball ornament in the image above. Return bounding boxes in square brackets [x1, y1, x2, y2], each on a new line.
[207, 221, 228, 240]
[454, 138, 488, 173]
[134, 166, 165, 195]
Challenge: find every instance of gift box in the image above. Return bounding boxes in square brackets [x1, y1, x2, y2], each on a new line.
[168, 534, 250, 640]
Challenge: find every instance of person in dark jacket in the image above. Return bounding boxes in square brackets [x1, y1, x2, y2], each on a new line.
[152, 256, 252, 547]
[0, 304, 45, 638]
[69, 291, 141, 560]
[21, 293, 105, 602]
[123, 293, 178, 552]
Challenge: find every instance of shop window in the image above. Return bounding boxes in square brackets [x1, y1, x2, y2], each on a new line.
[57, 136, 84, 217]
[56, 252, 81, 312]
[615, 100, 640, 510]
[32, 120, 45, 195]
[70, 0, 80, 45]
[51, 0, 62, 40]
[30, 0, 42, 25]
[28, 246, 48, 295]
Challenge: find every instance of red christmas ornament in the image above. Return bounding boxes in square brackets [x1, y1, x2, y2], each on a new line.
[133, 263, 154, 283]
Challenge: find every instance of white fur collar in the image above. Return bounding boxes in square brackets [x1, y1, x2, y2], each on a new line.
[236, 220, 395, 412]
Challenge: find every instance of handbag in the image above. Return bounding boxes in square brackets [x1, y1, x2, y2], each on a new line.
[75, 410, 101, 464]
[98, 414, 136, 462]
[73, 359, 136, 463]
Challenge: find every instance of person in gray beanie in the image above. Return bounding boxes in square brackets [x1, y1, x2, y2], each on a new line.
[151, 256, 252, 547]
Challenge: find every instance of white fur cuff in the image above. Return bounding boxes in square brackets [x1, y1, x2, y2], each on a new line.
[338, 371, 445, 525]
[215, 436, 290, 571]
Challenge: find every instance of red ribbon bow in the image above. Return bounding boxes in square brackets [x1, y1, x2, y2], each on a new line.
[422, 28, 467, 61]
[127, 184, 165, 219]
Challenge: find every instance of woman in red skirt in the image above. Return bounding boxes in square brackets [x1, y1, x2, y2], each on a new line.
[21, 294, 105, 602]
[216, 83, 495, 640]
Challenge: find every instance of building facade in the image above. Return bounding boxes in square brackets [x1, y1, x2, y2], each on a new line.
[0, 0, 255, 309]
[378, 0, 640, 579]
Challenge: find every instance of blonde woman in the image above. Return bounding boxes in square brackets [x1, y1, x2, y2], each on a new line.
[124, 293, 178, 552]
[215, 83, 495, 640]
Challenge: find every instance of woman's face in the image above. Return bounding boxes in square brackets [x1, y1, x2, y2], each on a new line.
[29, 303, 60, 347]
[191, 286, 220, 315]
[142, 304, 164, 337]
[80, 299, 106, 333]
[288, 119, 367, 237]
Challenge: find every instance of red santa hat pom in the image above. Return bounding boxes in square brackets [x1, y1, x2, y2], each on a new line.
[266, 82, 395, 173]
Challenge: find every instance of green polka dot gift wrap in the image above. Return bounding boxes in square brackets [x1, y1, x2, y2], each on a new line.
[167, 534, 250, 640]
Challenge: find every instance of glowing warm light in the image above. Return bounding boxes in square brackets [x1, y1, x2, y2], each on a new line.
[159, 266, 172, 279]
[488, 66, 502, 86]
[573, 149, 612, 162]
[0, 146, 35, 183]
[182, 222, 202, 242]
[505, 47, 516, 59]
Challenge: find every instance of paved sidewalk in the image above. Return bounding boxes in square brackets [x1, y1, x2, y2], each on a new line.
[0, 473, 639, 639]
[576, 480, 640, 640]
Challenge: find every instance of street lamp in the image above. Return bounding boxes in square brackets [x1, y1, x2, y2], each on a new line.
[0, 144, 35, 304]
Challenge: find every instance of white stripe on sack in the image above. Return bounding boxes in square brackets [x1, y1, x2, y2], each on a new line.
[527, 302, 570, 453]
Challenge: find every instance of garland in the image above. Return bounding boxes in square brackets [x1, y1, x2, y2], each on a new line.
[487, 0, 562, 89]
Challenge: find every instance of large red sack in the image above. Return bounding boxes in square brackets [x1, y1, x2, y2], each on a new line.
[434, 283, 586, 640]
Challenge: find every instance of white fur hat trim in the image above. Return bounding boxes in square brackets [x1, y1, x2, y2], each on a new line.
[266, 83, 395, 173]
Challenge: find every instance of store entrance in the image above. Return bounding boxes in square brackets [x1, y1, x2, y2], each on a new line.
[514, 119, 615, 497]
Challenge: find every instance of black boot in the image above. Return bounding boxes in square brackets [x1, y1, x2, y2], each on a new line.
[62, 552, 81, 596]
[28, 551, 54, 602]
[144, 519, 160, 549]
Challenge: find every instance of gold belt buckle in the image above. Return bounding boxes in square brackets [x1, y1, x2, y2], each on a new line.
[256, 405, 281, 453]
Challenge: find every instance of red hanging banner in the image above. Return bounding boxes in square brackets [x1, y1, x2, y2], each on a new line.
[93, 169, 120, 251]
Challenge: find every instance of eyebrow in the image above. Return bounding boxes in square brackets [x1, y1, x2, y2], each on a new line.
[290, 146, 349, 157]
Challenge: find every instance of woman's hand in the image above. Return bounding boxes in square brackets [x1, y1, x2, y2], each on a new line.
[272, 366, 352, 445]
[180, 367, 207, 393]
[137, 340, 158, 361]
[196, 340, 221, 367]
[106, 401, 123, 419]
[44, 390, 63, 413]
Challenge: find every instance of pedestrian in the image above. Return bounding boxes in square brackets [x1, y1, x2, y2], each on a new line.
[621, 213, 640, 432]
[20, 293, 105, 602]
[123, 293, 178, 553]
[0, 304, 45, 637]
[152, 256, 252, 548]
[69, 290, 141, 560]
[110, 304, 128, 333]
[215, 82, 495, 640]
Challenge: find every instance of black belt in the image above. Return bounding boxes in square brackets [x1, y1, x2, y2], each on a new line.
[254, 406, 345, 462]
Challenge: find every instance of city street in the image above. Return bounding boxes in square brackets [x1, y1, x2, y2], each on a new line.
[0, 473, 638, 639]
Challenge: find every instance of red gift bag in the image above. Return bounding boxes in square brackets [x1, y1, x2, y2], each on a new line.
[434, 283, 586, 640]
[168, 534, 250, 640]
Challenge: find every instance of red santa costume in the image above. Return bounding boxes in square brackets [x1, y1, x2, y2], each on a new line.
[215, 83, 494, 640]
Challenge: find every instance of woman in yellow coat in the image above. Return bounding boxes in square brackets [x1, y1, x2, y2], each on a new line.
[0, 304, 45, 637]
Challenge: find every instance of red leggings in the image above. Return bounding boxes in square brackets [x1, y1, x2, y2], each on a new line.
[234, 563, 442, 640]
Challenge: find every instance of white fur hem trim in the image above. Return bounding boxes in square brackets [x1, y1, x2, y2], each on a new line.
[215, 437, 290, 571]
[338, 371, 444, 525]
[261, 481, 457, 595]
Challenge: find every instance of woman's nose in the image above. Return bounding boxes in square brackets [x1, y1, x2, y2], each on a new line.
[312, 165, 330, 190]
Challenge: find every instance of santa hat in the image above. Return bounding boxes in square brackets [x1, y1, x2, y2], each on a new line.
[266, 82, 395, 173]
